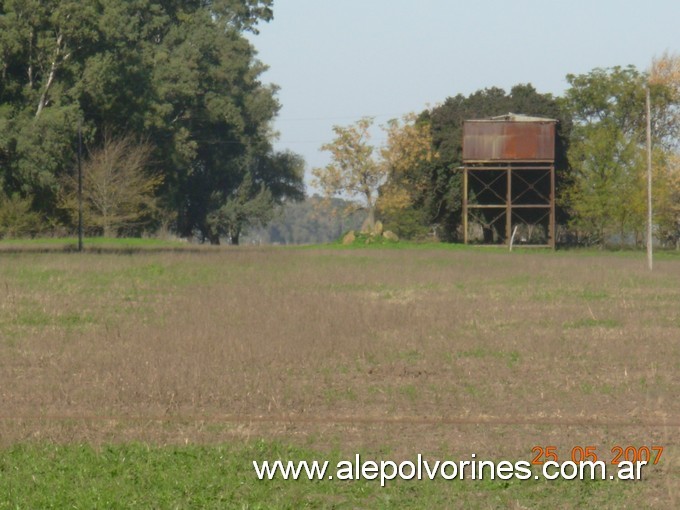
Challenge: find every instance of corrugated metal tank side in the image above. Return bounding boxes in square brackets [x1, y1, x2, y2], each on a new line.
[462, 121, 555, 161]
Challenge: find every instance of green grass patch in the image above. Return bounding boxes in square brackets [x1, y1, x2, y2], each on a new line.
[397, 349, 424, 362]
[563, 318, 621, 329]
[323, 387, 358, 404]
[15, 309, 95, 328]
[457, 348, 521, 368]
[2, 257, 222, 294]
[0, 237, 187, 250]
[0, 442, 641, 509]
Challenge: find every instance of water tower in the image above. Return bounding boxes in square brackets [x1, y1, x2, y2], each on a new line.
[461, 113, 557, 248]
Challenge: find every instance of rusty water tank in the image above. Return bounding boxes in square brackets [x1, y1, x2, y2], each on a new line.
[462, 114, 556, 162]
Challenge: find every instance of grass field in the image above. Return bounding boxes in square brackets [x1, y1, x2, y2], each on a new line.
[0, 243, 679, 508]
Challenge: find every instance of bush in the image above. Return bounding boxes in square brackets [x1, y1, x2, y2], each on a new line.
[0, 192, 42, 239]
[381, 207, 430, 240]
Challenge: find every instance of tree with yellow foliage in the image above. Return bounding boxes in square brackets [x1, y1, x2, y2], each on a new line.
[312, 117, 383, 231]
[312, 114, 436, 237]
[650, 52, 680, 246]
[650, 51, 680, 149]
[378, 114, 436, 212]
[377, 113, 437, 238]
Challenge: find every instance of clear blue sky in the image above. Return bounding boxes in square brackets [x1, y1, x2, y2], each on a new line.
[248, 0, 680, 191]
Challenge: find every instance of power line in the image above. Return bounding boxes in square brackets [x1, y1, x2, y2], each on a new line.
[274, 112, 405, 122]
[274, 138, 389, 145]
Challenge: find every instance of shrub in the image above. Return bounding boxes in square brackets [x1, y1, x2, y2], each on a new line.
[0, 192, 42, 239]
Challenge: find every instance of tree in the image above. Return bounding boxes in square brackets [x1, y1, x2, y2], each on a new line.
[377, 113, 437, 239]
[241, 196, 365, 245]
[0, 0, 98, 215]
[650, 52, 680, 246]
[0, 191, 42, 238]
[144, 1, 285, 240]
[0, 0, 302, 240]
[651, 152, 680, 247]
[561, 120, 645, 244]
[562, 65, 679, 246]
[312, 117, 383, 230]
[59, 134, 162, 237]
[206, 173, 272, 245]
[205, 149, 304, 244]
[650, 52, 680, 151]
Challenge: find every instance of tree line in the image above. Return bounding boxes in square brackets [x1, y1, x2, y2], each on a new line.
[241, 196, 365, 245]
[314, 56, 680, 247]
[1, 1, 678, 247]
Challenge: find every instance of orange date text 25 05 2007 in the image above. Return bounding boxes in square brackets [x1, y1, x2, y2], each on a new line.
[531, 445, 664, 465]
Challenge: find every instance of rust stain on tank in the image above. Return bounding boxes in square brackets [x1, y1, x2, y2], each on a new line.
[462, 117, 556, 161]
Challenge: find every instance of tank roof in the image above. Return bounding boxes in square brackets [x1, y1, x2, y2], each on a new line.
[467, 113, 557, 123]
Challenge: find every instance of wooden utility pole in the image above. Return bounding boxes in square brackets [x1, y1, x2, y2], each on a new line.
[78, 120, 83, 252]
[646, 87, 653, 271]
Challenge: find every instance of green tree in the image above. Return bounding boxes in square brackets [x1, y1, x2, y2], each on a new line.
[204, 150, 305, 244]
[0, 0, 301, 240]
[206, 173, 272, 245]
[0, 191, 42, 238]
[0, 0, 97, 214]
[561, 121, 645, 244]
[561, 65, 678, 246]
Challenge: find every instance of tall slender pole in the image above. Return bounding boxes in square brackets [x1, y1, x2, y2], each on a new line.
[462, 167, 468, 244]
[78, 120, 83, 252]
[550, 164, 556, 249]
[646, 87, 653, 271]
[506, 166, 511, 247]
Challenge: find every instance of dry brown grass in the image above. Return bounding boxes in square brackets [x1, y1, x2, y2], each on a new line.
[1, 246, 679, 501]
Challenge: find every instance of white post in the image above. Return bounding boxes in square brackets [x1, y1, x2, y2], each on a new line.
[509, 225, 519, 252]
[646, 86, 653, 271]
